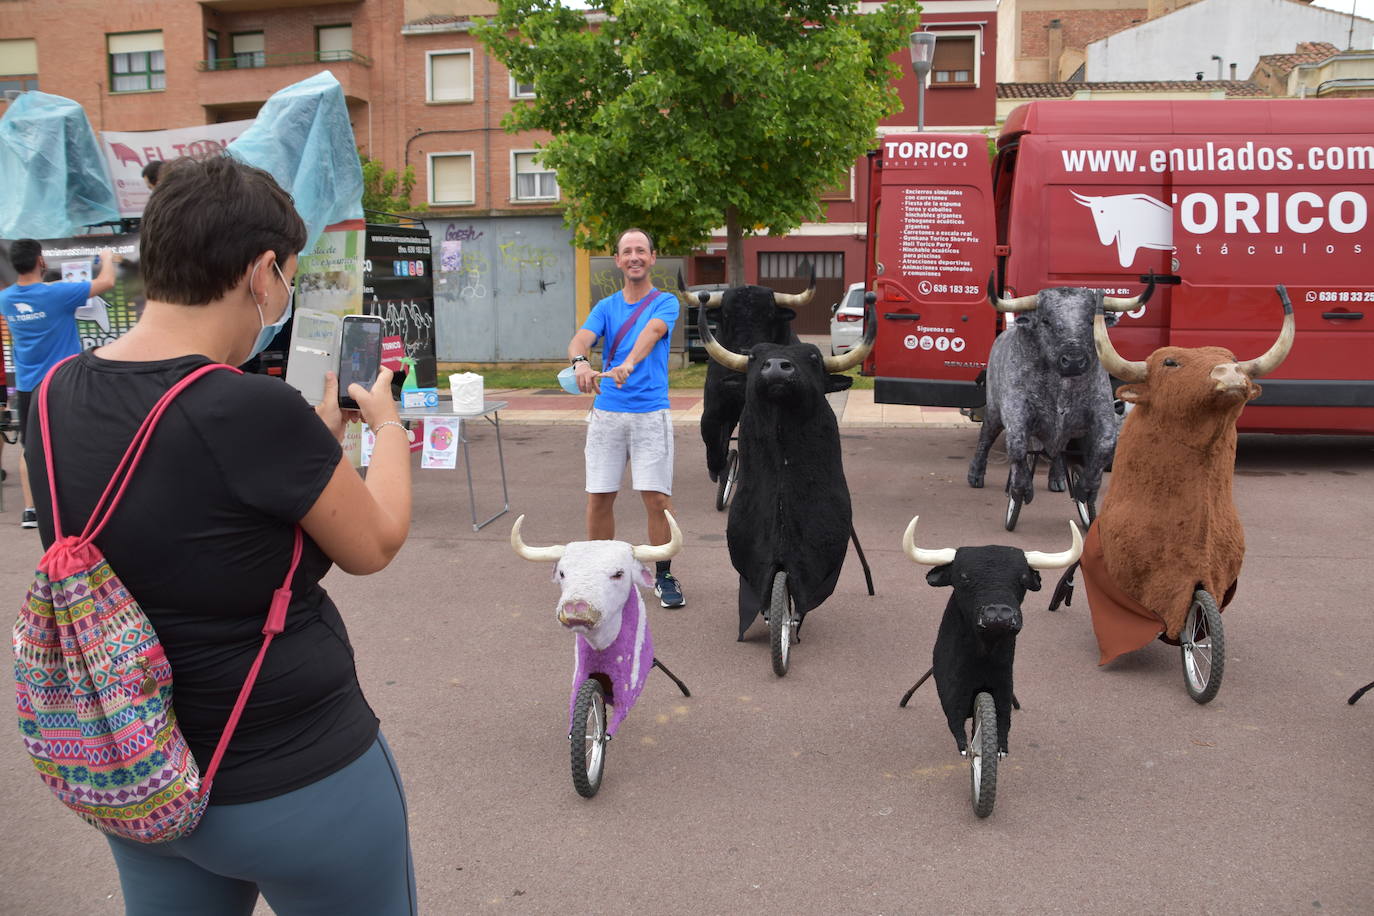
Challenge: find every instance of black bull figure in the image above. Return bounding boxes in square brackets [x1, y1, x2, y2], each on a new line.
[898, 518, 1083, 755]
[698, 297, 876, 639]
[968, 278, 1154, 514]
[685, 274, 812, 483]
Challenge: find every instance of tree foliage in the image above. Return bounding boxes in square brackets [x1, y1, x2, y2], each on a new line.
[360, 151, 424, 223]
[477, 0, 919, 279]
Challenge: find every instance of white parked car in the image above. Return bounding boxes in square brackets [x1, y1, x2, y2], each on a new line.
[829, 282, 866, 356]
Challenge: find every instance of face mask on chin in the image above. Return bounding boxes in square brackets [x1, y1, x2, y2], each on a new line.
[242, 259, 294, 366]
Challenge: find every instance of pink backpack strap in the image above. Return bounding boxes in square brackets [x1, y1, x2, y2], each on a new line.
[202, 524, 304, 786]
[37, 358, 242, 542]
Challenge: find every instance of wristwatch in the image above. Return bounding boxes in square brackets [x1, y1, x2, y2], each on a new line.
[570, 355, 589, 367]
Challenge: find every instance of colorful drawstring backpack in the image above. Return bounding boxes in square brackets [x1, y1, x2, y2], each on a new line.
[13, 360, 303, 843]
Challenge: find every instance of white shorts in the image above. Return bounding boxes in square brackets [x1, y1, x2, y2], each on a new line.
[585, 408, 674, 495]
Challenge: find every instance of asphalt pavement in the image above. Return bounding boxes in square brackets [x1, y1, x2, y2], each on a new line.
[0, 412, 1371, 915]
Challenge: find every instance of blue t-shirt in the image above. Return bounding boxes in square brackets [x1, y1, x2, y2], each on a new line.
[0, 281, 89, 391]
[581, 289, 678, 413]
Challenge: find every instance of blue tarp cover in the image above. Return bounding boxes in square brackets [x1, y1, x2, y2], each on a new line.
[227, 71, 363, 252]
[0, 91, 120, 237]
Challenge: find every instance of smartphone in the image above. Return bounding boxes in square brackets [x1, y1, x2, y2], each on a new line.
[338, 314, 385, 409]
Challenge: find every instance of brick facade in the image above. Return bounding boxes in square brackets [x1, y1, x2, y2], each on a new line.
[1020, 9, 1146, 59]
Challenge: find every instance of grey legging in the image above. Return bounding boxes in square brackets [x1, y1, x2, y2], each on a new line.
[106, 733, 416, 916]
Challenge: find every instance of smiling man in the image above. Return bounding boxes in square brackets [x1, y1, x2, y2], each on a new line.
[566, 228, 686, 607]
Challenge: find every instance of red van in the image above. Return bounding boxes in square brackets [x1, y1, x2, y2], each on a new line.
[864, 99, 1374, 435]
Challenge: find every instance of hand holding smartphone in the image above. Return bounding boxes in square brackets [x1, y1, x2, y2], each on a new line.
[338, 314, 385, 409]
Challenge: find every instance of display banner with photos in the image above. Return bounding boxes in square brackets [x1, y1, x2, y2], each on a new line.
[364, 225, 436, 389]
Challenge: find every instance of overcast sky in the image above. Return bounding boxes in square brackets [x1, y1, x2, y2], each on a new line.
[1309, 0, 1372, 17]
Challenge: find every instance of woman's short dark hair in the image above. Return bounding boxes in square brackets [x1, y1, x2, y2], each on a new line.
[9, 238, 42, 274]
[141, 160, 163, 186]
[140, 156, 307, 305]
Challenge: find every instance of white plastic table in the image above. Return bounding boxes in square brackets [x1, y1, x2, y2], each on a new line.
[397, 400, 510, 531]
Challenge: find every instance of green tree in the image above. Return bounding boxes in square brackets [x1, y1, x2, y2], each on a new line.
[477, 0, 918, 282]
[360, 151, 424, 222]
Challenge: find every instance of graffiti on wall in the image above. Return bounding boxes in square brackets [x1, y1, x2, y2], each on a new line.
[498, 240, 560, 294]
[589, 260, 683, 302]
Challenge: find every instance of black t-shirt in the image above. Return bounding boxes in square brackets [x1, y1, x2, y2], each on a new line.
[27, 351, 379, 804]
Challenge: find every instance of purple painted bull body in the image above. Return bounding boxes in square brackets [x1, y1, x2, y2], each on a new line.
[968, 281, 1152, 515]
[903, 518, 1082, 755]
[510, 514, 683, 734]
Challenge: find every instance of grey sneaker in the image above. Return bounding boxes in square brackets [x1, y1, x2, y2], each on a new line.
[21, 508, 37, 529]
[654, 572, 685, 608]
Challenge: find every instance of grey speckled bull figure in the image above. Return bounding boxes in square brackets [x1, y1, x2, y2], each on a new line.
[967, 278, 1154, 516]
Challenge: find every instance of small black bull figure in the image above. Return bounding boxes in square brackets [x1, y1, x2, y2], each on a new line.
[900, 517, 1083, 755]
[698, 298, 876, 645]
[968, 278, 1153, 519]
[684, 271, 812, 483]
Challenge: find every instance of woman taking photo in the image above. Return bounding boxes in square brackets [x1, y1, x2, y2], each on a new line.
[26, 155, 417, 915]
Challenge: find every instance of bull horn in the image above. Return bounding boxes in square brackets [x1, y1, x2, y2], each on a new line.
[1071, 191, 1094, 206]
[631, 511, 682, 563]
[773, 263, 816, 308]
[987, 272, 1038, 313]
[699, 301, 749, 372]
[1024, 520, 1084, 570]
[1093, 310, 1148, 382]
[695, 289, 724, 309]
[1236, 286, 1296, 379]
[510, 515, 565, 562]
[1103, 274, 1156, 312]
[822, 292, 876, 372]
[901, 516, 956, 567]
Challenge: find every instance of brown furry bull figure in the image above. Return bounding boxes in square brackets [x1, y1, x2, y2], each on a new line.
[699, 302, 874, 642]
[687, 273, 812, 483]
[1079, 287, 1294, 666]
[901, 517, 1082, 755]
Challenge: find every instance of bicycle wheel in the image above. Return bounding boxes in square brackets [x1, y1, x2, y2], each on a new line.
[570, 678, 608, 798]
[769, 570, 794, 677]
[715, 448, 739, 512]
[1181, 589, 1225, 704]
[969, 692, 999, 818]
[1067, 465, 1094, 529]
[1004, 495, 1022, 532]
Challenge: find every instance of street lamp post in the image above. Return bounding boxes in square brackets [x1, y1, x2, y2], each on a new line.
[909, 31, 936, 132]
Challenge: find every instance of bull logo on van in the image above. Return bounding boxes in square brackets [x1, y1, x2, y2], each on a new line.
[1071, 191, 1174, 268]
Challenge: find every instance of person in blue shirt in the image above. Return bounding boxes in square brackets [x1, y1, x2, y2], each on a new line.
[0, 239, 118, 528]
[566, 228, 686, 607]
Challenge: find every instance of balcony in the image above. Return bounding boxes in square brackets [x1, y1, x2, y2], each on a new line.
[200, 0, 356, 10]
[196, 51, 372, 108]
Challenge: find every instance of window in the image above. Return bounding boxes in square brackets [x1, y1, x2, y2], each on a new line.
[427, 50, 472, 103]
[429, 153, 474, 205]
[231, 32, 265, 70]
[0, 38, 38, 94]
[819, 168, 853, 201]
[108, 32, 164, 93]
[205, 30, 220, 71]
[758, 252, 843, 280]
[317, 25, 352, 62]
[931, 35, 975, 87]
[510, 75, 535, 98]
[512, 151, 558, 201]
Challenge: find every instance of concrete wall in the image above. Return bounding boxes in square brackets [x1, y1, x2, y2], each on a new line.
[1087, 0, 1374, 82]
[428, 215, 575, 361]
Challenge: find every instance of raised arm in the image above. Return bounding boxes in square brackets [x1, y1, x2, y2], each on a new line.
[301, 369, 412, 575]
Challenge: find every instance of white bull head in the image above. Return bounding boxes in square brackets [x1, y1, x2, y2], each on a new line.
[1071, 191, 1174, 269]
[511, 513, 682, 651]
